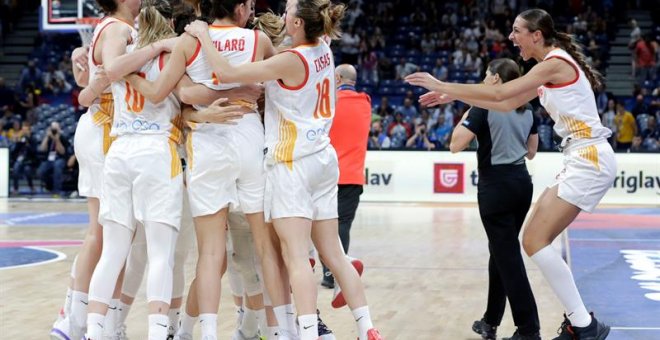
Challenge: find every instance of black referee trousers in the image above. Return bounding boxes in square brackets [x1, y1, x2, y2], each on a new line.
[477, 164, 540, 335]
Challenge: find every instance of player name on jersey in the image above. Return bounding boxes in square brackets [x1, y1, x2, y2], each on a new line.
[212, 38, 247, 52]
[314, 53, 332, 73]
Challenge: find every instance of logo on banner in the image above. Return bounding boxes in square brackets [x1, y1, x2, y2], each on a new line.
[434, 164, 464, 193]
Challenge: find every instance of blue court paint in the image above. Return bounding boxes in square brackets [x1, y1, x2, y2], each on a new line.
[569, 208, 660, 334]
[0, 247, 64, 269]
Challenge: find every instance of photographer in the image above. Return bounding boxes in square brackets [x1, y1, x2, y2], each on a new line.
[37, 121, 69, 195]
[10, 122, 36, 194]
[405, 122, 435, 150]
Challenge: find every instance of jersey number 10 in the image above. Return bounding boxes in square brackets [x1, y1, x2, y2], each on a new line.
[125, 72, 146, 113]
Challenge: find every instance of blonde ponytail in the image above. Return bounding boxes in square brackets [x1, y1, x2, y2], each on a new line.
[251, 11, 285, 46]
[138, 0, 176, 48]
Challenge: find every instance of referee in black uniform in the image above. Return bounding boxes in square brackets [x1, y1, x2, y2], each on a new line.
[450, 58, 541, 340]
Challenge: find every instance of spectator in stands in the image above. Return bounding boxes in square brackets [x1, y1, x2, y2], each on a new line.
[43, 64, 73, 95]
[324, 64, 372, 289]
[37, 121, 69, 196]
[415, 108, 437, 129]
[601, 98, 617, 147]
[395, 57, 419, 80]
[595, 84, 609, 115]
[438, 102, 456, 128]
[421, 33, 436, 54]
[398, 97, 418, 119]
[368, 121, 391, 150]
[629, 135, 643, 152]
[375, 96, 394, 118]
[387, 112, 412, 147]
[465, 51, 483, 78]
[16, 83, 39, 122]
[634, 34, 656, 85]
[429, 115, 453, 149]
[64, 154, 80, 197]
[432, 58, 448, 81]
[0, 77, 14, 108]
[642, 115, 659, 140]
[378, 56, 395, 80]
[10, 122, 35, 195]
[406, 122, 435, 150]
[368, 26, 385, 51]
[340, 25, 360, 65]
[6, 119, 21, 141]
[631, 94, 649, 117]
[360, 46, 379, 85]
[18, 60, 43, 91]
[614, 102, 637, 151]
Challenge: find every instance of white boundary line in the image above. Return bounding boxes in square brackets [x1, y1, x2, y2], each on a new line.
[611, 327, 660, 330]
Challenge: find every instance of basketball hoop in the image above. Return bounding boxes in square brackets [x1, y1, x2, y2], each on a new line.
[75, 17, 101, 46]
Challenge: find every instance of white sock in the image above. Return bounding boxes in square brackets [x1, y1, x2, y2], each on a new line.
[236, 305, 245, 328]
[199, 313, 218, 339]
[168, 308, 180, 333]
[71, 291, 88, 329]
[284, 304, 297, 332]
[63, 288, 73, 317]
[531, 245, 591, 327]
[352, 306, 374, 340]
[118, 301, 132, 326]
[297, 314, 318, 340]
[273, 305, 292, 333]
[240, 307, 259, 337]
[86, 312, 105, 339]
[148, 314, 169, 340]
[256, 308, 268, 336]
[103, 299, 120, 335]
[178, 311, 197, 335]
[267, 326, 279, 339]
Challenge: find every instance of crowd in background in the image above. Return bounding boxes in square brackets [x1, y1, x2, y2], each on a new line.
[0, 0, 658, 196]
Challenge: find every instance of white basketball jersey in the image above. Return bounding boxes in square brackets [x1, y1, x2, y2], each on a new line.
[88, 16, 138, 126]
[111, 48, 184, 144]
[264, 39, 335, 167]
[186, 24, 258, 92]
[538, 49, 611, 143]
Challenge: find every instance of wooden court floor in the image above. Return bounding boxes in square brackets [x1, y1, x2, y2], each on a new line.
[1, 200, 570, 339]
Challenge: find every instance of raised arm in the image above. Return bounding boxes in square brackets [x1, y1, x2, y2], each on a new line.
[104, 37, 176, 82]
[408, 59, 564, 112]
[124, 35, 193, 103]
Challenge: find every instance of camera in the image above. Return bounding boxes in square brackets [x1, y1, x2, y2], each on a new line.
[51, 127, 58, 135]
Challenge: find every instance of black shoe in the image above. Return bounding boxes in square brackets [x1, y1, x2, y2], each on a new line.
[553, 314, 575, 340]
[502, 330, 541, 340]
[321, 272, 335, 289]
[472, 318, 497, 340]
[573, 313, 610, 340]
[317, 309, 334, 337]
[553, 313, 610, 340]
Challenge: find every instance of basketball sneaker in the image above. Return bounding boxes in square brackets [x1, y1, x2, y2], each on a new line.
[553, 313, 610, 340]
[321, 271, 335, 289]
[472, 318, 497, 340]
[331, 256, 364, 308]
[50, 317, 83, 340]
[364, 328, 383, 340]
[277, 329, 300, 340]
[317, 309, 335, 340]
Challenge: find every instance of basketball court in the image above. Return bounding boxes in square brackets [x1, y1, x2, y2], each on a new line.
[2, 199, 658, 339]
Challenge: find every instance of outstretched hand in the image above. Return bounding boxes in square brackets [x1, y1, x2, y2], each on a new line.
[404, 72, 443, 91]
[419, 91, 454, 107]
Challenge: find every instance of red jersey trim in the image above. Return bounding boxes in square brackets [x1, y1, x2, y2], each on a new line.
[277, 50, 309, 91]
[544, 56, 579, 88]
[186, 41, 202, 66]
[251, 30, 259, 62]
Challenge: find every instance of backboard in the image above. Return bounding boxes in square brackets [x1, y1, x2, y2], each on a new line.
[41, 0, 103, 32]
